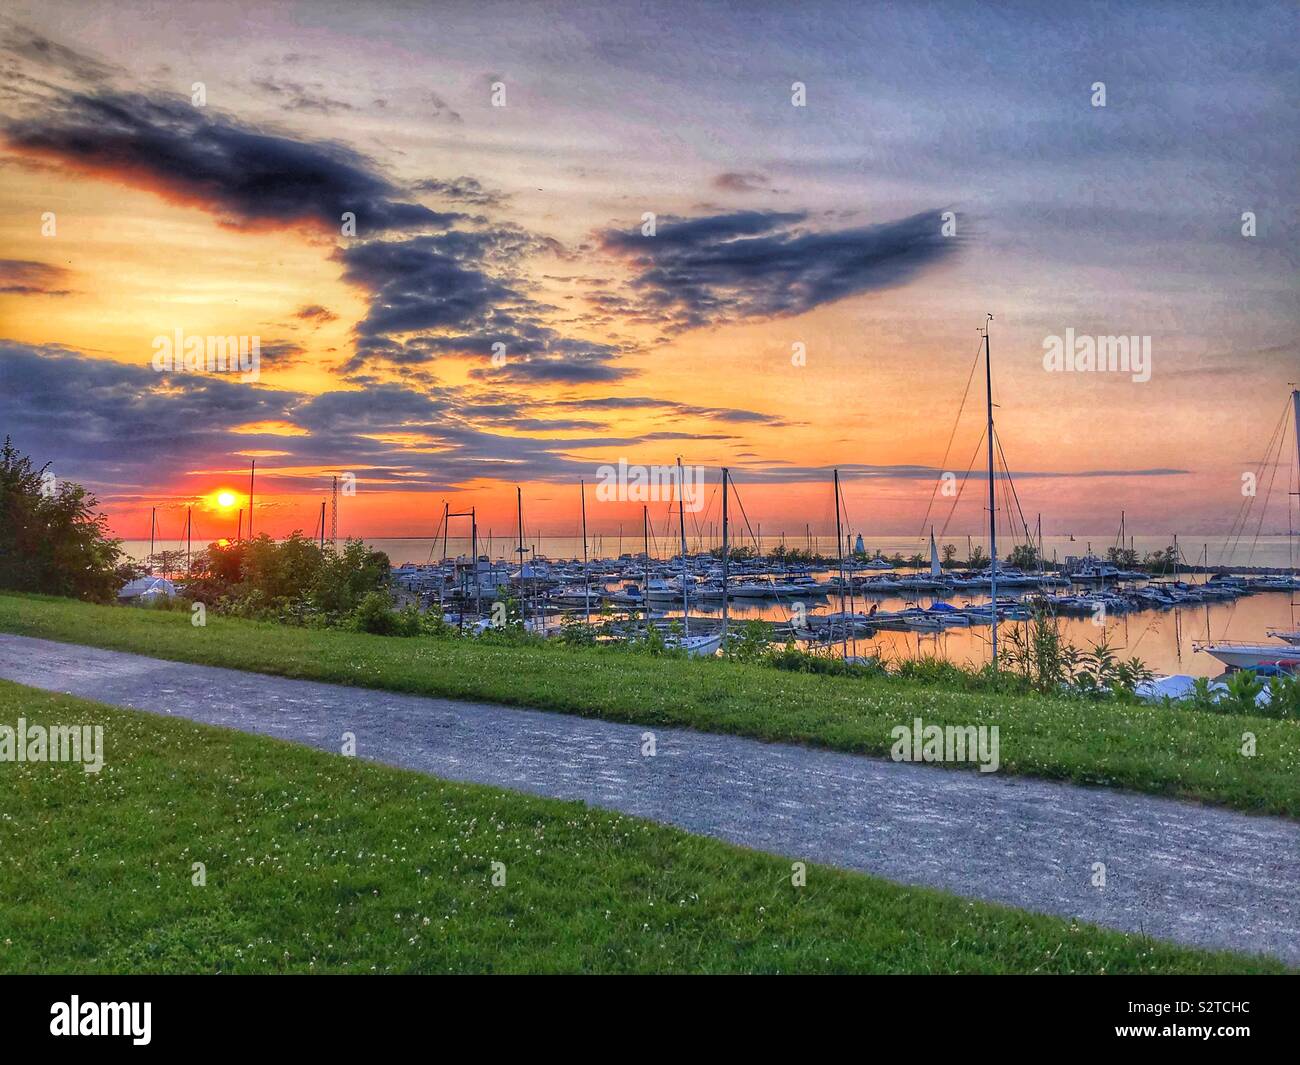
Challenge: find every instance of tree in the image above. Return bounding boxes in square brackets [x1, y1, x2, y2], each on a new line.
[941, 543, 958, 567]
[1006, 543, 1040, 571]
[1142, 545, 1178, 573]
[0, 438, 125, 602]
[1106, 546, 1139, 569]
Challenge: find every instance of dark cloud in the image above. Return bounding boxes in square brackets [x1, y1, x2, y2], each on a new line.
[549, 395, 788, 426]
[3, 91, 458, 233]
[294, 304, 338, 323]
[468, 353, 636, 384]
[0, 341, 298, 483]
[426, 90, 463, 124]
[601, 208, 960, 330]
[413, 175, 508, 207]
[713, 171, 782, 194]
[1, 26, 118, 85]
[336, 233, 533, 339]
[256, 341, 307, 368]
[0, 341, 687, 495]
[0, 258, 72, 296]
[251, 77, 356, 116]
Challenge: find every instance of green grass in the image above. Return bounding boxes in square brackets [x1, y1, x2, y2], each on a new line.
[0, 680, 1283, 974]
[1, 592, 1297, 817]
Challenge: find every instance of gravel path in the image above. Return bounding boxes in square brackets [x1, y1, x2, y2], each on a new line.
[2, 633, 1296, 963]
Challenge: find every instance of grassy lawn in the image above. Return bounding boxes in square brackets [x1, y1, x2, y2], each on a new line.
[0, 592, 1297, 817]
[0, 680, 1284, 974]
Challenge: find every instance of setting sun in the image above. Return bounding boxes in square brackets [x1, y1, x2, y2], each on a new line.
[217, 491, 236, 509]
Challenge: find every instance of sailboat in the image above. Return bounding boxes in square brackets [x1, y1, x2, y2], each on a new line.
[663, 458, 722, 657]
[1196, 388, 1300, 671]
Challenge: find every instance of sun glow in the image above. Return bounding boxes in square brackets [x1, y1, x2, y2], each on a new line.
[217, 491, 236, 509]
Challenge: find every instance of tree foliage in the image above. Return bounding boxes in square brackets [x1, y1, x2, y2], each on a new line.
[0, 438, 126, 602]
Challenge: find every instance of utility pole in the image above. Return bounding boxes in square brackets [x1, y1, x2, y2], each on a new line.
[319, 500, 326, 551]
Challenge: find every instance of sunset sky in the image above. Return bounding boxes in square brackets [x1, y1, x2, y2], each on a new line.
[1, 1, 1296, 547]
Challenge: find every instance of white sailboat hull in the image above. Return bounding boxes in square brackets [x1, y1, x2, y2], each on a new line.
[1197, 643, 1300, 670]
[667, 633, 723, 657]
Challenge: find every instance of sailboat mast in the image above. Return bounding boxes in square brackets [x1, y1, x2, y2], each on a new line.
[248, 459, 255, 539]
[834, 468, 846, 657]
[516, 487, 526, 628]
[721, 467, 730, 646]
[516, 487, 523, 565]
[642, 505, 649, 622]
[677, 457, 689, 637]
[984, 314, 998, 669]
[1292, 389, 1300, 480]
[580, 479, 590, 624]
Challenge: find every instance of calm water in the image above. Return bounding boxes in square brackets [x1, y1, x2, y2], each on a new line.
[123, 534, 1298, 570]
[684, 586, 1298, 680]
[121, 534, 1298, 678]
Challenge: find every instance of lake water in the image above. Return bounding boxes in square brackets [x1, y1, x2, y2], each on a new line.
[120, 534, 1297, 678]
[123, 534, 1298, 570]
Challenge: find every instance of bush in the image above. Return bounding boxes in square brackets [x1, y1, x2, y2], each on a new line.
[350, 591, 402, 636]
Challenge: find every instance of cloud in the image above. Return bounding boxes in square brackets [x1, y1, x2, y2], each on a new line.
[332, 229, 639, 384]
[713, 170, 781, 194]
[3, 91, 459, 233]
[0, 258, 72, 296]
[1, 25, 118, 86]
[251, 77, 356, 115]
[337, 232, 534, 339]
[468, 353, 636, 384]
[0, 341, 299, 483]
[0, 340, 651, 494]
[413, 175, 508, 207]
[600, 208, 961, 330]
[256, 341, 308, 368]
[549, 395, 788, 426]
[294, 304, 338, 323]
